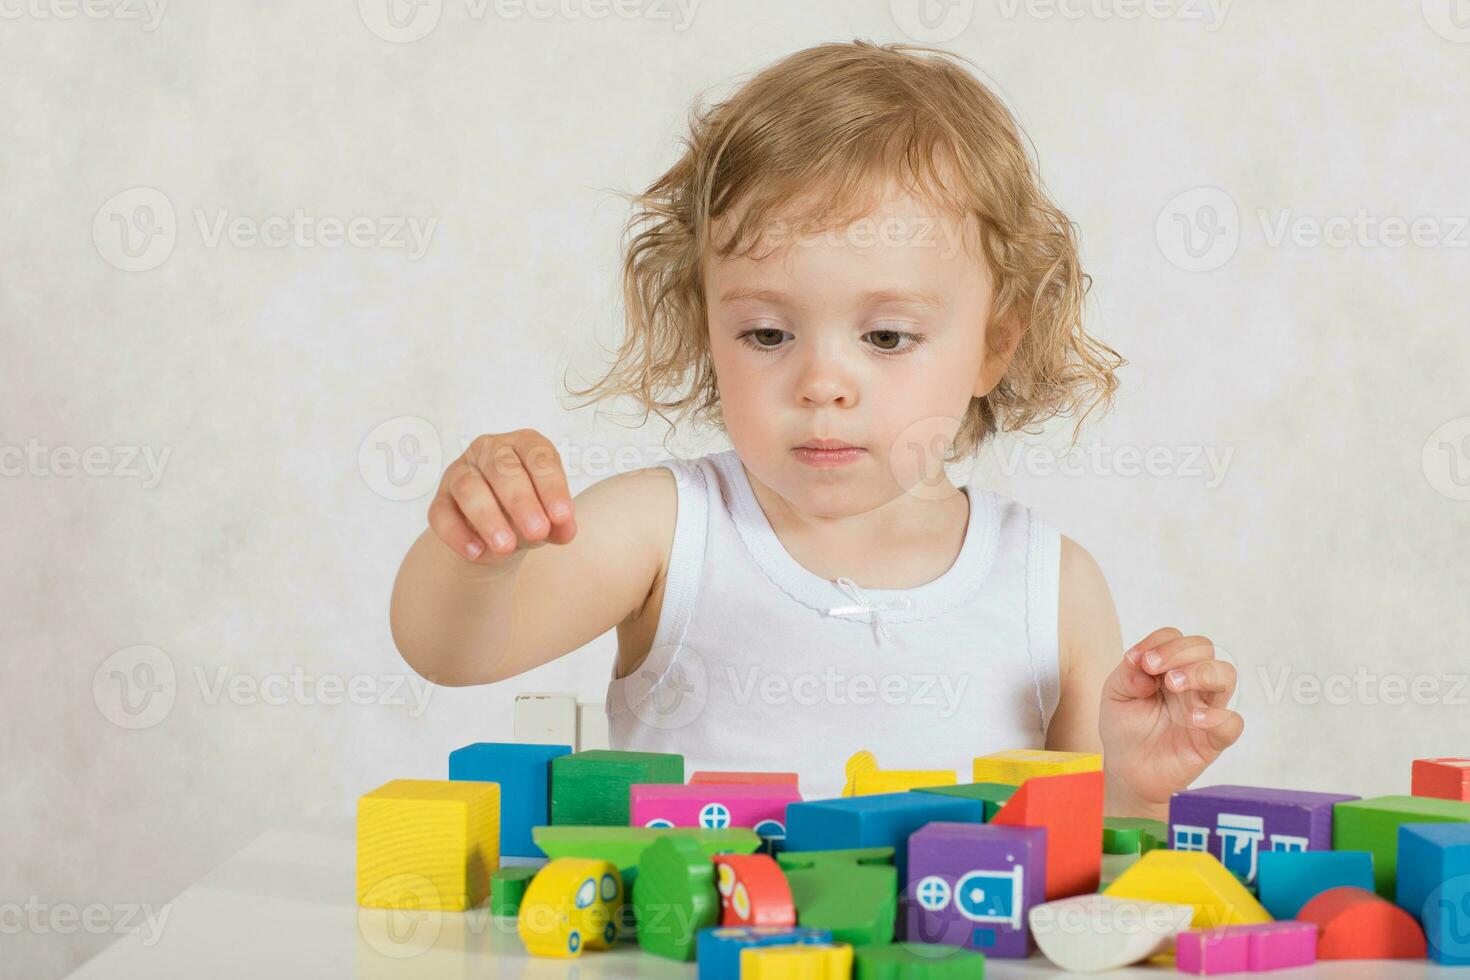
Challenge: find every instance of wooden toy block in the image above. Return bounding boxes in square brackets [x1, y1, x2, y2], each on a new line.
[489, 865, 539, 916]
[1102, 816, 1167, 855]
[776, 847, 899, 946]
[692, 771, 800, 788]
[1255, 850, 1373, 920]
[1167, 785, 1359, 891]
[990, 770, 1103, 899]
[631, 782, 802, 855]
[1395, 822, 1470, 964]
[550, 749, 684, 826]
[784, 791, 983, 883]
[576, 699, 609, 750]
[851, 941, 986, 980]
[1028, 894, 1193, 972]
[741, 941, 854, 980]
[1332, 794, 1470, 896]
[1175, 921, 1317, 974]
[842, 750, 956, 796]
[533, 825, 759, 895]
[1102, 850, 1272, 928]
[517, 857, 622, 957]
[714, 854, 795, 927]
[356, 779, 500, 911]
[513, 691, 578, 745]
[632, 834, 718, 960]
[904, 822, 1045, 958]
[1413, 758, 1470, 801]
[448, 741, 571, 857]
[695, 925, 832, 980]
[970, 749, 1099, 785]
[1297, 885, 1427, 959]
[913, 782, 1016, 822]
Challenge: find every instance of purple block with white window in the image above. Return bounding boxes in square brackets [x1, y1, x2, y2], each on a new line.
[903, 821, 1046, 958]
[1167, 785, 1360, 890]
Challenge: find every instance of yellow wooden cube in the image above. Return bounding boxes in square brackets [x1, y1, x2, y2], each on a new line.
[741, 942, 853, 980]
[356, 779, 500, 911]
[971, 749, 1101, 785]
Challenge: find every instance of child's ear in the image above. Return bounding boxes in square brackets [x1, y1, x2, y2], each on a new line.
[973, 310, 1025, 398]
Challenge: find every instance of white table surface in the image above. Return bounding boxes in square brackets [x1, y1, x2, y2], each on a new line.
[66, 817, 1456, 979]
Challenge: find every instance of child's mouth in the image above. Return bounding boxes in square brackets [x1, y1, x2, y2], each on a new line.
[791, 445, 867, 467]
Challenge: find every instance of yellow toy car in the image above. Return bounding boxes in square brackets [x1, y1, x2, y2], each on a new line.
[517, 858, 623, 958]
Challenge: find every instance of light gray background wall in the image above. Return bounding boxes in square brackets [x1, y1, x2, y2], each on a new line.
[4, 1, 1468, 975]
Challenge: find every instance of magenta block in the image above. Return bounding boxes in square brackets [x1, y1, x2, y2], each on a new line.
[904, 821, 1046, 958]
[1176, 921, 1317, 974]
[629, 783, 801, 842]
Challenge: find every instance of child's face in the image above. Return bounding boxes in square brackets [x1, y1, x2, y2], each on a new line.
[704, 180, 1007, 516]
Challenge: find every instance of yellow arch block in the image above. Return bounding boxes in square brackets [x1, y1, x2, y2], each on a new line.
[1103, 850, 1271, 929]
[841, 750, 955, 797]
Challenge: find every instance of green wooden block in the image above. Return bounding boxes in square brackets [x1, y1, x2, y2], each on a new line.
[488, 866, 538, 916]
[631, 835, 717, 961]
[550, 750, 684, 826]
[777, 847, 897, 946]
[1333, 795, 1470, 897]
[854, 941, 986, 980]
[532, 826, 759, 873]
[912, 782, 1016, 822]
[1102, 817, 1167, 855]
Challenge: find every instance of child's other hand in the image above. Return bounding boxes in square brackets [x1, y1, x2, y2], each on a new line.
[1099, 627, 1243, 812]
[426, 429, 577, 565]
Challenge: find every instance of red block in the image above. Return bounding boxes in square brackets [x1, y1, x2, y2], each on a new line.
[1297, 886, 1427, 960]
[991, 769, 1103, 899]
[1412, 758, 1470, 801]
[690, 771, 799, 788]
[713, 854, 794, 927]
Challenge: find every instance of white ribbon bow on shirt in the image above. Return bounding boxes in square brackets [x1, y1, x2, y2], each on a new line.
[825, 575, 913, 648]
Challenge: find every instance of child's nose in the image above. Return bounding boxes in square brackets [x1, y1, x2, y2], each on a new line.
[795, 359, 857, 408]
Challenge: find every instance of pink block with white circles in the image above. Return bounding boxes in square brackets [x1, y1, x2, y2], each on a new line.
[629, 783, 802, 843]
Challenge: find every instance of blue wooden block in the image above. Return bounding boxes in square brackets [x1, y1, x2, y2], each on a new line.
[448, 741, 571, 857]
[1256, 849, 1374, 919]
[695, 925, 832, 980]
[1396, 822, 1470, 965]
[784, 792, 985, 882]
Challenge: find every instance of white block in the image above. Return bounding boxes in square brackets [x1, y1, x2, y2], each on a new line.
[1028, 894, 1194, 973]
[512, 692, 577, 745]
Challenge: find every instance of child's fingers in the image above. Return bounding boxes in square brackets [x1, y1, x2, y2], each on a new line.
[1124, 626, 1183, 664]
[514, 438, 577, 528]
[471, 440, 553, 542]
[447, 464, 519, 556]
[427, 487, 490, 561]
[1104, 654, 1160, 702]
[1193, 707, 1245, 752]
[1160, 658, 1237, 700]
[1136, 634, 1217, 675]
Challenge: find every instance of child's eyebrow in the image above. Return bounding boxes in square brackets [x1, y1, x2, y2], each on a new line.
[717, 285, 946, 312]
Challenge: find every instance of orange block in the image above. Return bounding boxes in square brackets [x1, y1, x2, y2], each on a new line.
[1297, 886, 1427, 960]
[1412, 758, 1470, 801]
[991, 769, 1103, 899]
[713, 854, 794, 927]
[690, 771, 800, 788]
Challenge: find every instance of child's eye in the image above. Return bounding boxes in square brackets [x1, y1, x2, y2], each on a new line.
[865, 328, 925, 355]
[737, 327, 790, 352]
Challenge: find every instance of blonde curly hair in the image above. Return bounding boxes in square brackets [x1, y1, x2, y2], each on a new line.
[568, 40, 1122, 460]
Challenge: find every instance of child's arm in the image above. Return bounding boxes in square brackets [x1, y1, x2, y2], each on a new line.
[389, 430, 673, 687]
[1047, 536, 1243, 820]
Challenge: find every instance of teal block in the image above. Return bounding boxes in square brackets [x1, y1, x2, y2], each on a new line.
[1256, 849, 1374, 919]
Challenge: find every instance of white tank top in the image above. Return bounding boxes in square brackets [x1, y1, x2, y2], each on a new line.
[605, 448, 1062, 800]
